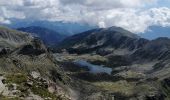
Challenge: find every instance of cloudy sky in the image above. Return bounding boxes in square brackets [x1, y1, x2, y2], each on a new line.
[0, 0, 170, 33]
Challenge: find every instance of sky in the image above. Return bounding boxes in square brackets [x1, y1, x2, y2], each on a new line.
[0, 0, 170, 33]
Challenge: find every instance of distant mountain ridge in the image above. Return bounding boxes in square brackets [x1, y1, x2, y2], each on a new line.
[18, 26, 67, 47]
[4, 19, 96, 35]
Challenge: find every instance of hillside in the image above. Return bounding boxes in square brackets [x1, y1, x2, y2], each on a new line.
[0, 26, 32, 50]
[0, 26, 72, 99]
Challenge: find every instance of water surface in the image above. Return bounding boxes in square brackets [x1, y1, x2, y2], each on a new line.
[74, 60, 112, 75]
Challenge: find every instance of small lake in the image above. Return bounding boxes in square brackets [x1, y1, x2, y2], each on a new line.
[73, 60, 112, 75]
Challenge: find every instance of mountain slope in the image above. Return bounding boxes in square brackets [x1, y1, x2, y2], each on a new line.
[18, 26, 67, 46]
[57, 26, 149, 55]
[132, 37, 170, 61]
[0, 26, 32, 50]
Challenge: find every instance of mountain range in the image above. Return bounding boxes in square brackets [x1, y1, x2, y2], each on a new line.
[0, 25, 170, 100]
[4, 19, 96, 35]
[55, 26, 170, 99]
[56, 26, 148, 54]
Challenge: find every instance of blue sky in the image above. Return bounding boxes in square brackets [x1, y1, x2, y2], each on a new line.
[0, 0, 170, 33]
[157, 0, 170, 7]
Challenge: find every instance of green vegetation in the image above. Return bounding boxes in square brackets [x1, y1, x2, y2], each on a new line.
[161, 81, 170, 99]
[0, 95, 21, 100]
[3, 73, 64, 100]
[93, 81, 134, 96]
[31, 84, 57, 99]
[117, 70, 145, 79]
[0, 26, 71, 100]
[93, 80, 159, 98]
[29, 77, 58, 99]
[5, 73, 27, 84]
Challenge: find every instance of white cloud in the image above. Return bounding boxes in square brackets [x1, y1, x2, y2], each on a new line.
[0, 17, 10, 24]
[78, 7, 170, 33]
[0, 0, 23, 6]
[0, 0, 170, 33]
[147, 7, 170, 26]
[60, 0, 156, 9]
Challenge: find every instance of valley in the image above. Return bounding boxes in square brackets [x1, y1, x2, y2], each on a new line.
[53, 26, 170, 100]
[0, 26, 170, 100]
[1, 0, 170, 100]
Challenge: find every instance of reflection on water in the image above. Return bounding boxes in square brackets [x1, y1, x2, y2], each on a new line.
[74, 60, 112, 75]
